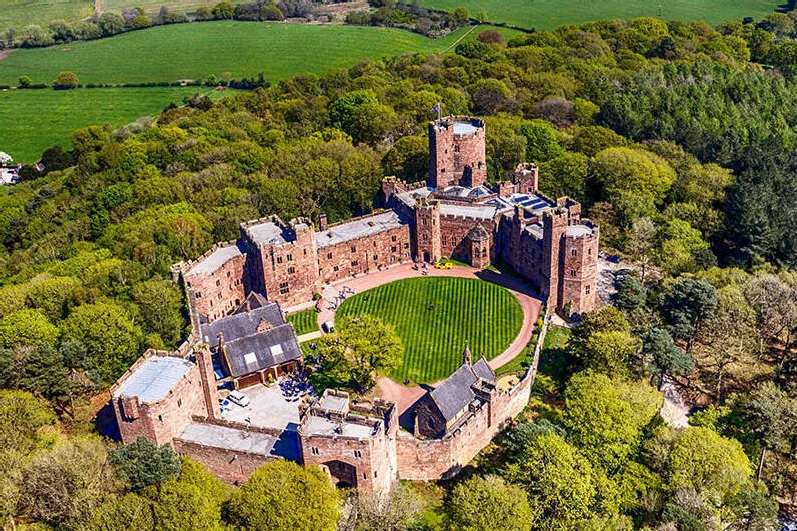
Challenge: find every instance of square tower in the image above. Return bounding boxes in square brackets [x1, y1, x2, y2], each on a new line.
[429, 116, 487, 189]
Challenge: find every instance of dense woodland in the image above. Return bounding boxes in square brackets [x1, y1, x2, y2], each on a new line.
[1, 11, 797, 531]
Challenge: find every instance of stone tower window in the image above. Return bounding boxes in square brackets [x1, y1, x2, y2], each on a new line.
[571, 248, 577, 257]
[423, 234, 428, 242]
[454, 145, 460, 153]
[586, 285, 591, 295]
[287, 266, 295, 274]
[311, 447, 319, 455]
[354, 450, 362, 458]
[287, 254, 292, 261]
[279, 282, 289, 295]
[571, 270, 577, 278]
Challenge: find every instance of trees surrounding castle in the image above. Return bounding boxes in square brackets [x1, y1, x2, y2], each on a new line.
[1, 9, 797, 530]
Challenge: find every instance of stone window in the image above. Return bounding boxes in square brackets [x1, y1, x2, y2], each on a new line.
[352, 260, 359, 267]
[454, 145, 460, 153]
[226, 271, 231, 277]
[177, 398, 182, 408]
[391, 246, 397, 253]
[327, 252, 332, 259]
[391, 235, 397, 242]
[570, 270, 576, 278]
[442, 236, 447, 246]
[354, 450, 362, 458]
[404, 243, 409, 249]
[277, 256, 283, 264]
[287, 254, 293, 262]
[195, 292, 202, 299]
[351, 246, 357, 253]
[311, 447, 319, 455]
[362, 472, 367, 479]
[571, 248, 577, 257]
[482, 248, 487, 258]
[287, 266, 296, 274]
[333, 266, 339, 272]
[585, 284, 591, 295]
[158, 415, 163, 422]
[422, 218, 427, 226]
[422, 234, 428, 242]
[216, 280, 220, 287]
[374, 470, 377, 478]
[218, 293, 223, 299]
[373, 255, 378, 261]
[279, 282, 289, 295]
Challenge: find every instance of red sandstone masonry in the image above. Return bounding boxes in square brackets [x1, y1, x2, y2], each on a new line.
[173, 438, 277, 484]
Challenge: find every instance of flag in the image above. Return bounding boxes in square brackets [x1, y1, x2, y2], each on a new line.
[430, 102, 440, 114]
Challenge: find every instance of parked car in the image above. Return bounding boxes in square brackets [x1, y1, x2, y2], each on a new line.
[227, 390, 250, 407]
[434, 260, 453, 269]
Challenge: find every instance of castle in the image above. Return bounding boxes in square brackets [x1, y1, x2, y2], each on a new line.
[180, 116, 598, 323]
[109, 117, 598, 495]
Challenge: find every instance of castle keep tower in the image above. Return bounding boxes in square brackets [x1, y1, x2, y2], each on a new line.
[429, 116, 487, 189]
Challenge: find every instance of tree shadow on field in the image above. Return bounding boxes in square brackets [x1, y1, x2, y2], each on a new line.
[777, 0, 795, 12]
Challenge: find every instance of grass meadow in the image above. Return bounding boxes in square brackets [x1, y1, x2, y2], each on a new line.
[420, 0, 782, 30]
[0, 21, 505, 86]
[0, 0, 93, 35]
[336, 276, 524, 384]
[0, 86, 217, 162]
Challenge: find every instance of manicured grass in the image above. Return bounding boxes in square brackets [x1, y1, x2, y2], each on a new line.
[0, 0, 94, 36]
[420, 0, 781, 30]
[494, 342, 534, 377]
[0, 86, 216, 162]
[286, 308, 319, 336]
[0, 21, 517, 86]
[336, 276, 524, 384]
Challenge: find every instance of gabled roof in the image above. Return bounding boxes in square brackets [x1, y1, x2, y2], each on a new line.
[222, 323, 302, 378]
[201, 302, 285, 345]
[472, 357, 495, 381]
[233, 292, 270, 315]
[427, 359, 496, 422]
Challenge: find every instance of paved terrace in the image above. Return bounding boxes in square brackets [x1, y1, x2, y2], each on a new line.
[314, 262, 542, 416]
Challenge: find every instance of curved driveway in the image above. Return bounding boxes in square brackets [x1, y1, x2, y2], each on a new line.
[315, 262, 542, 415]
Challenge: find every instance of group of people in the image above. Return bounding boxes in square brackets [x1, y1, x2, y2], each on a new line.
[327, 285, 356, 310]
[280, 370, 316, 402]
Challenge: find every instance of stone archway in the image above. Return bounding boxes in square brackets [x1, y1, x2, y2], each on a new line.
[323, 460, 358, 489]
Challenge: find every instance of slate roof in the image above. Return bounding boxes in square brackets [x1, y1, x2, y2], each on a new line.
[200, 302, 303, 378]
[201, 303, 285, 345]
[185, 243, 244, 276]
[467, 223, 490, 242]
[427, 359, 496, 422]
[222, 323, 302, 378]
[113, 356, 192, 403]
[233, 292, 270, 315]
[472, 357, 495, 381]
[314, 211, 407, 249]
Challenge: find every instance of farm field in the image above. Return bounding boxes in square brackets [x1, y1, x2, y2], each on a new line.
[0, 0, 93, 35]
[286, 309, 319, 337]
[0, 86, 218, 162]
[420, 0, 782, 30]
[336, 277, 524, 384]
[0, 21, 514, 86]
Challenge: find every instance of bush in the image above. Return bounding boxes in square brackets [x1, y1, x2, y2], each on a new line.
[53, 71, 79, 90]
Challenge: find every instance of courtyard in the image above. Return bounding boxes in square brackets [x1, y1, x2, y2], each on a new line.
[336, 276, 524, 384]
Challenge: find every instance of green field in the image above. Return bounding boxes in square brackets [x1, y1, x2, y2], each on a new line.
[0, 86, 216, 162]
[286, 309, 319, 337]
[0, 21, 505, 86]
[336, 277, 524, 384]
[0, 0, 94, 35]
[421, 0, 781, 30]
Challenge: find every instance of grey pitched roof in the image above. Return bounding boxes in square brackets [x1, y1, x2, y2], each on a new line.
[428, 359, 496, 422]
[472, 357, 495, 382]
[429, 364, 479, 422]
[467, 223, 490, 242]
[222, 323, 303, 378]
[233, 292, 270, 315]
[201, 302, 285, 345]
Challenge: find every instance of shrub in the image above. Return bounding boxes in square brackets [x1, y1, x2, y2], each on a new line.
[53, 71, 79, 90]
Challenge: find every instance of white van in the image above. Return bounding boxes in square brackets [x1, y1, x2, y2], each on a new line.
[228, 390, 251, 407]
